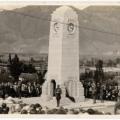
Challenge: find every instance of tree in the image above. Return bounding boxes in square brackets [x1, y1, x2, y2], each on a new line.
[22, 63, 36, 73]
[37, 70, 47, 85]
[116, 58, 120, 64]
[8, 54, 23, 81]
[107, 59, 116, 67]
[0, 71, 9, 83]
[94, 60, 104, 85]
[30, 57, 35, 63]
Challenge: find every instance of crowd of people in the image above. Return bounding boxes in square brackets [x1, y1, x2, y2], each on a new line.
[83, 81, 119, 102]
[0, 80, 118, 114]
[0, 81, 42, 99]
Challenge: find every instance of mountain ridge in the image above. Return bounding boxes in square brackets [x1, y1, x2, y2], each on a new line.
[0, 5, 120, 57]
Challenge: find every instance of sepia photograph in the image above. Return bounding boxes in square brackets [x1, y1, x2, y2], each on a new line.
[0, 1, 120, 116]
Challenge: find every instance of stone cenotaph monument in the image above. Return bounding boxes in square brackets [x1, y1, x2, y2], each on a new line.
[42, 6, 84, 104]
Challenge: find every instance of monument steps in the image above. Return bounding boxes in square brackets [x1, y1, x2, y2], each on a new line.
[48, 97, 74, 107]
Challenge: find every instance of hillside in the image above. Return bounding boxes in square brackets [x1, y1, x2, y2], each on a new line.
[0, 5, 120, 57]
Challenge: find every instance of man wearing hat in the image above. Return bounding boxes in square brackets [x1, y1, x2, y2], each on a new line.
[55, 85, 62, 107]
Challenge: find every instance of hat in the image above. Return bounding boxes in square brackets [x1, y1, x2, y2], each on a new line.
[34, 103, 42, 109]
[87, 108, 96, 114]
[21, 110, 28, 114]
[2, 103, 7, 108]
[55, 107, 67, 114]
[0, 107, 3, 114]
[29, 109, 37, 114]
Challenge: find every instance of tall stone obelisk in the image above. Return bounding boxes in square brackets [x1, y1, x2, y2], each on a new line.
[42, 6, 84, 103]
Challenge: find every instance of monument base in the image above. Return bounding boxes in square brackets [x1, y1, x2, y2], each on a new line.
[41, 80, 85, 104]
[65, 80, 85, 102]
[51, 97, 74, 106]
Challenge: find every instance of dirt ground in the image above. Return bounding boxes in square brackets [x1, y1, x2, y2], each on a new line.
[12, 97, 117, 114]
[0, 97, 118, 115]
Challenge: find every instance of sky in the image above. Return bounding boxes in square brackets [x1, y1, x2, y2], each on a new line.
[0, 3, 89, 10]
[0, 0, 120, 10]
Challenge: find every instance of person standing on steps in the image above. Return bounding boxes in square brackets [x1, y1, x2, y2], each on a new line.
[91, 82, 97, 104]
[55, 85, 62, 107]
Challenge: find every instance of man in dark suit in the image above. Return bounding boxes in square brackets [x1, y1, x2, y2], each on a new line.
[55, 85, 62, 107]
